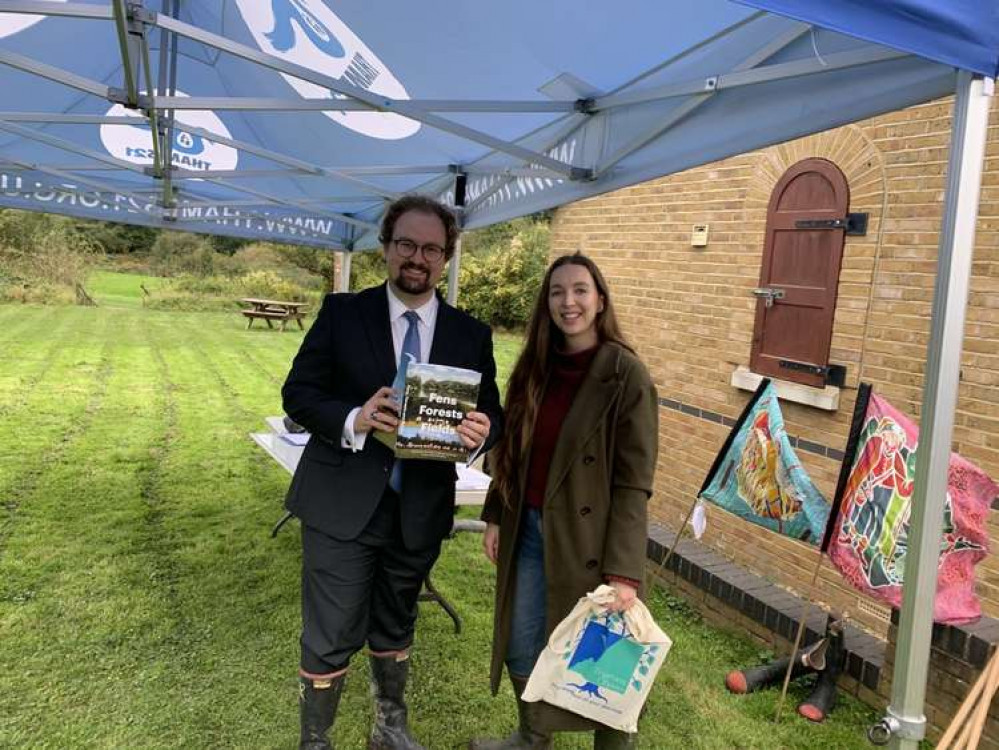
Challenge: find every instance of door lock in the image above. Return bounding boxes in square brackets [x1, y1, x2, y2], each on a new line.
[752, 287, 785, 308]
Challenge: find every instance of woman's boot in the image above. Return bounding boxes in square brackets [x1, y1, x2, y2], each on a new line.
[469, 674, 552, 749]
[594, 728, 638, 749]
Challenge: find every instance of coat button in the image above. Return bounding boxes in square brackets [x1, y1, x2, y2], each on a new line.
[580, 506, 592, 516]
[583, 455, 596, 465]
[585, 559, 598, 570]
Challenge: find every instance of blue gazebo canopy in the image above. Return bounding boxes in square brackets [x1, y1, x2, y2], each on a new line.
[0, 0, 993, 249]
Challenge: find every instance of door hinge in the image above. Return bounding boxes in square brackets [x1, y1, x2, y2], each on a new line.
[795, 213, 868, 236]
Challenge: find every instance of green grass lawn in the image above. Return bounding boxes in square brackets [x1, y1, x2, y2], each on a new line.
[0, 298, 881, 749]
[88, 269, 168, 308]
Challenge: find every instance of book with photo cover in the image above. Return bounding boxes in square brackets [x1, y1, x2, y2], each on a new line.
[374, 356, 482, 462]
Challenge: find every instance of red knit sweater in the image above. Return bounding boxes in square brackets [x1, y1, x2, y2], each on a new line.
[524, 345, 598, 509]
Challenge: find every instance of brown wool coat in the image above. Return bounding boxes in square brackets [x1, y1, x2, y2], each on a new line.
[480, 341, 659, 732]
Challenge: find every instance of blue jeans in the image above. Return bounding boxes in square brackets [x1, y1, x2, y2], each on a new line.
[505, 507, 548, 678]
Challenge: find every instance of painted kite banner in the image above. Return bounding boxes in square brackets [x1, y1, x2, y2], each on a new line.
[699, 380, 831, 543]
[826, 386, 996, 624]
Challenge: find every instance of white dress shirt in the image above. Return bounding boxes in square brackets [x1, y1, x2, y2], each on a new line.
[342, 285, 439, 450]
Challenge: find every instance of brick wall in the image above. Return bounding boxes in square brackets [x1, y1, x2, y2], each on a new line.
[550, 94, 999, 636]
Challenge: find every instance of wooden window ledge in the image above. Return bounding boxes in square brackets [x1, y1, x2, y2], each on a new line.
[730, 365, 840, 411]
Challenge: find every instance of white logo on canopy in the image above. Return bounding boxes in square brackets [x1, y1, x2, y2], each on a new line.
[235, 0, 420, 140]
[0, 0, 68, 38]
[100, 92, 238, 172]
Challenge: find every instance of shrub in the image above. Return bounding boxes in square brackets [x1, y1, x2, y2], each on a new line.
[149, 231, 220, 276]
[171, 274, 240, 297]
[276, 244, 337, 291]
[232, 243, 285, 272]
[0, 209, 102, 304]
[349, 250, 386, 291]
[144, 270, 319, 312]
[458, 220, 549, 328]
[239, 270, 308, 302]
[0, 281, 76, 305]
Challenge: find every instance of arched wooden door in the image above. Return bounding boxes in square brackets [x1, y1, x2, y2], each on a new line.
[750, 158, 849, 388]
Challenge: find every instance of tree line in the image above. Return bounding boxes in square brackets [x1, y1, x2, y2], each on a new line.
[0, 209, 550, 328]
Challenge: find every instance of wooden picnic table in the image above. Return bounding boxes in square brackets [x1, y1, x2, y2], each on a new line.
[240, 298, 309, 331]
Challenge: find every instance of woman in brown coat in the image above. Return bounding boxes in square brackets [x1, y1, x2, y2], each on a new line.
[471, 254, 658, 750]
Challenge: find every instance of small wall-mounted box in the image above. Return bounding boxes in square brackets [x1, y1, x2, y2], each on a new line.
[691, 224, 709, 247]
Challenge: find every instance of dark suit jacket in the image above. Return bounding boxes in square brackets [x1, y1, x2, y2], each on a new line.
[282, 283, 503, 550]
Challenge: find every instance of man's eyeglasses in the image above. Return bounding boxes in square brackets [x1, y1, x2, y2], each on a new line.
[391, 238, 445, 264]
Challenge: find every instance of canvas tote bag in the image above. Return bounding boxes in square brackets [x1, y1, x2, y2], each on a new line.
[522, 585, 672, 733]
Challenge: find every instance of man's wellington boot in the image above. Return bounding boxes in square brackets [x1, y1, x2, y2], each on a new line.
[369, 654, 425, 750]
[469, 674, 553, 750]
[299, 673, 346, 750]
[594, 728, 638, 749]
[724, 654, 812, 694]
[798, 623, 846, 722]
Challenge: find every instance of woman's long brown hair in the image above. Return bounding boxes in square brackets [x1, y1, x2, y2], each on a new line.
[490, 253, 633, 507]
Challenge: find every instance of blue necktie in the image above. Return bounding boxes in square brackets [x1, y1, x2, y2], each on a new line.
[389, 310, 421, 493]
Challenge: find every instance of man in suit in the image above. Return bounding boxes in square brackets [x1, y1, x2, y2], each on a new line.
[282, 195, 503, 750]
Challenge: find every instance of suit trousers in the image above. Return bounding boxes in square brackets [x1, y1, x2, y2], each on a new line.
[300, 490, 443, 675]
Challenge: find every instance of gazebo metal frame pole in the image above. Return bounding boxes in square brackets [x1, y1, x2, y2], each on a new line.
[156, 0, 179, 210]
[447, 237, 462, 306]
[447, 169, 467, 306]
[340, 224, 356, 294]
[339, 251, 352, 294]
[877, 70, 994, 750]
[0, 1, 109, 19]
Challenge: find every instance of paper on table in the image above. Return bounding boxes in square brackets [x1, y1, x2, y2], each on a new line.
[456, 463, 491, 491]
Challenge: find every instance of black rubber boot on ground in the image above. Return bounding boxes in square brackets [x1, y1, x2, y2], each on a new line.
[594, 727, 638, 749]
[468, 674, 553, 750]
[798, 623, 846, 722]
[724, 654, 813, 694]
[368, 654, 426, 750]
[299, 673, 346, 750]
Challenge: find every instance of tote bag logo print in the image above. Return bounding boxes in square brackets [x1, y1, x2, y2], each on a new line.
[566, 616, 645, 698]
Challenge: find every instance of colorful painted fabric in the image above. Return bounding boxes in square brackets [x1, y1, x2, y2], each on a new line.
[699, 380, 831, 543]
[827, 389, 995, 624]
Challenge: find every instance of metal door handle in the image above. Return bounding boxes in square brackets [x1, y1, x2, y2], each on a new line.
[752, 287, 785, 307]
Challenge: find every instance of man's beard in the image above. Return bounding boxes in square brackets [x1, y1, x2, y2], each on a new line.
[393, 262, 432, 295]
